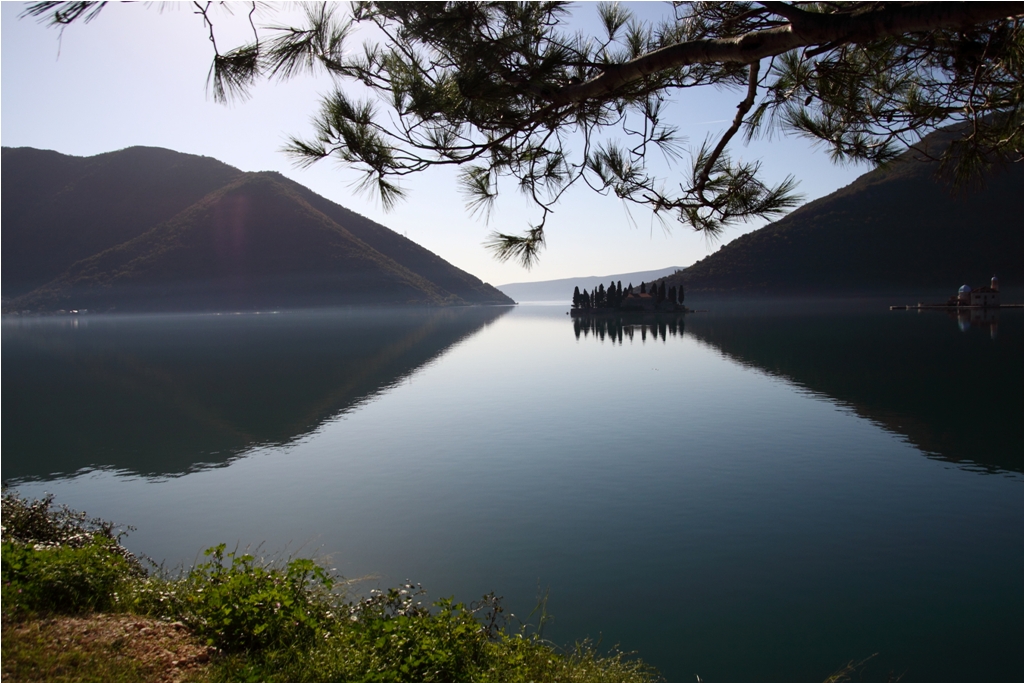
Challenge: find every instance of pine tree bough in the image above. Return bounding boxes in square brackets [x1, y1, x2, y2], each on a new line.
[550, 3, 1024, 105]
[24, 1, 1024, 267]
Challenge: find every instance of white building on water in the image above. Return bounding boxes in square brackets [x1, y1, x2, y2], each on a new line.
[955, 276, 1000, 307]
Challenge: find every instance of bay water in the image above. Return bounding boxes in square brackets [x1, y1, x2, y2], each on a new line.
[3, 301, 1022, 682]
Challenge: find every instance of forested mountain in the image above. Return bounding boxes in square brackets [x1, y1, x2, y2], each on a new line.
[2, 146, 243, 297]
[657, 126, 1023, 296]
[2, 146, 512, 312]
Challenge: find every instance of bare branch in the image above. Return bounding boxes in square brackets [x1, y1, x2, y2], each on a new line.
[696, 61, 761, 199]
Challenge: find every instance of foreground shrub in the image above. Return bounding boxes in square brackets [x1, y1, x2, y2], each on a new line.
[252, 634, 659, 683]
[217, 586, 661, 683]
[167, 544, 340, 653]
[328, 590, 491, 682]
[2, 492, 111, 547]
[1, 492, 143, 618]
[2, 537, 141, 617]
[2, 493, 662, 683]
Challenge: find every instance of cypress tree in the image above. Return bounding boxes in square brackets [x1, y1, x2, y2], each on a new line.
[573, 285, 581, 308]
[640, 282, 646, 294]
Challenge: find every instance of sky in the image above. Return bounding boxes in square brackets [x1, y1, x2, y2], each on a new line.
[1, 2, 869, 286]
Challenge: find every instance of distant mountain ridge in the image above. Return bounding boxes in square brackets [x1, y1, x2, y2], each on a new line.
[2, 146, 512, 312]
[654, 125, 1023, 297]
[497, 266, 684, 303]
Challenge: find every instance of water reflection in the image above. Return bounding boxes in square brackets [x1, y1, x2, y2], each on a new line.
[683, 308, 1024, 475]
[2, 306, 509, 481]
[572, 312, 686, 344]
[568, 305, 1023, 475]
[950, 306, 1000, 337]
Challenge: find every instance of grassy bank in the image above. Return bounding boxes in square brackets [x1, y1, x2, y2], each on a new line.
[1, 493, 657, 683]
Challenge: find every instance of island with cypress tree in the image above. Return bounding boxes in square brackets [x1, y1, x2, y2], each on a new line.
[569, 278, 690, 317]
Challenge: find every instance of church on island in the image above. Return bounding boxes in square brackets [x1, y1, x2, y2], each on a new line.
[890, 275, 1017, 312]
[949, 276, 1000, 308]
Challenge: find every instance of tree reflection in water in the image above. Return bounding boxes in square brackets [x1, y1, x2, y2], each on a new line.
[572, 313, 686, 344]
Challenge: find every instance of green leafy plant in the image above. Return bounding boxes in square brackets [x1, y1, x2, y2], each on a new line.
[171, 544, 340, 653]
[245, 584, 659, 683]
[2, 493, 663, 683]
[1, 492, 133, 550]
[335, 588, 490, 683]
[2, 537, 140, 617]
[1, 492, 143, 618]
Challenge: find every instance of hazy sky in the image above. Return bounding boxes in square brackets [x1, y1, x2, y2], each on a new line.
[2, 2, 868, 286]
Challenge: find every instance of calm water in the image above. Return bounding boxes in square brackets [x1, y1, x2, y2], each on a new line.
[4, 302, 1023, 683]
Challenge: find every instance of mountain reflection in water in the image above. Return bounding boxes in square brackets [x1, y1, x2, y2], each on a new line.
[569, 302, 1023, 474]
[4, 301, 1022, 683]
[3, 307, 509, 481]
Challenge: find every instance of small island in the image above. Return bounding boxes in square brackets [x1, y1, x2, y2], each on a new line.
[890, 276, 1023, 310]
[569, 280, 691, 317]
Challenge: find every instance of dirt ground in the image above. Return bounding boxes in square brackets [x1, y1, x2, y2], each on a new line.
[1, 613, 215, 683]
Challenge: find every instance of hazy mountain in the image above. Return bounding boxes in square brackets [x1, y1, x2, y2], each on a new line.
[498, 266, 684, 303]
[654, 126, 1023, 297]
[2, 146, 243, 297]
[2, 146, 512, 312]
[277, 178, 510, 305]
[13, 173, 453, 311]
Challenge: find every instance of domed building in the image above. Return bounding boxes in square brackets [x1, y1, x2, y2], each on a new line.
[950, 277, 1000, 307]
